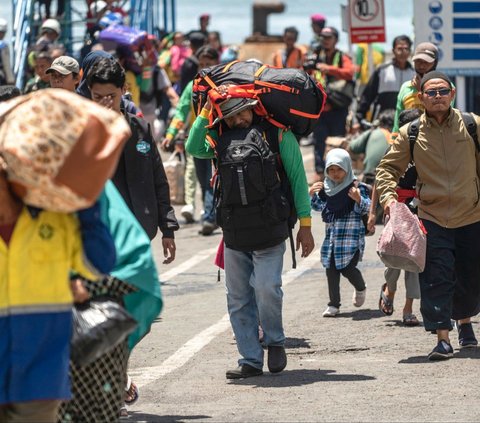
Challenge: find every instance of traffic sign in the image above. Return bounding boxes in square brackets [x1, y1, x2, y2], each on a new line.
[414, 0, 480, 76]
[348, 0, 386, 44]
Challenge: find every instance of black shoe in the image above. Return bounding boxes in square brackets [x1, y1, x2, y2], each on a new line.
[267, 346, 287, 373]
[226, 364, 263, 379]
[458, 322, 478, 348]
[428, 340, 454, 361]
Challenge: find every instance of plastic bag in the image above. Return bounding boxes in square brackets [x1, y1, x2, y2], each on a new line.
[163, 151, 186, 205]
[71, 297, 137, 367]
[376, 201, 427, 272]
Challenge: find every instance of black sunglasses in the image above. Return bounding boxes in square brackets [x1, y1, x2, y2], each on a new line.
[423, 88, 451, 98]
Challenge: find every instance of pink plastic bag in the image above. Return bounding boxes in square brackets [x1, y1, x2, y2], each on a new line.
[376, 201, 427, 273]
[214, 238, 225, 270]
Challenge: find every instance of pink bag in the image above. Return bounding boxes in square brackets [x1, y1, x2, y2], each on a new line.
[376, 201, 427, 273]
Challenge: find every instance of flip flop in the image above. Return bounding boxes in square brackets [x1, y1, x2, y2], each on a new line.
[403, 313, 420, 327]
[378, 283, 394, 316]
[124, 376, 139, 405]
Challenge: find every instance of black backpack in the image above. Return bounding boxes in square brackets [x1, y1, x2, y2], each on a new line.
[192, 60, 326, 137]
[407, 112, 479, 158]
[213, 124, 297, 258]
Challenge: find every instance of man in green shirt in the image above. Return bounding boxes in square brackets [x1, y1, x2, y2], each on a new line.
[349, 109, 395, 182]
[392, 42, 438, 133]
[186, 90, 314, 379]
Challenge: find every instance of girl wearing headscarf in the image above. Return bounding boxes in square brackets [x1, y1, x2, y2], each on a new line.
[310, 148, 370, 317]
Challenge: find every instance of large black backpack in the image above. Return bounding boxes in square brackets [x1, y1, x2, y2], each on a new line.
[192, 60, 326, 137]
[213, 124, 295, 254]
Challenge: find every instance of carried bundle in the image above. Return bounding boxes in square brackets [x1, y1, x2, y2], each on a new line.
[192, 60, 326, 137]
[0, 89, 131, 212]
[99, 24, 157, 74]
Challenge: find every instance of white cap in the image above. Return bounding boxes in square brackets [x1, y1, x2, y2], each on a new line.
[0, 18, 7, 33]
[41, 18, 61, 35]
[90, 0, 108, 15]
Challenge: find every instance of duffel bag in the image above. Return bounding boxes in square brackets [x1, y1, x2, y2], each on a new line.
[192, 60, 326, 137]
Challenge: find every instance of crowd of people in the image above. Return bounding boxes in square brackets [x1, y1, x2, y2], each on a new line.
[0, 2, 480, 422]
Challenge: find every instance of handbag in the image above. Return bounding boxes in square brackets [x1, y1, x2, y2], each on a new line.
[71, 297, 138, 367]
[376, 201, 427, 272]
[325, 79, 355, 109]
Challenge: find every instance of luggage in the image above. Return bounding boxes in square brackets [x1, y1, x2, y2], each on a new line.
[99, 25, 157, 74]
[376, 201, 427, 273]
[213, 125, 291, 251]
[192, 60, 326, 137]
[0, 89, 131, 213]
[163, 151, 185, 205]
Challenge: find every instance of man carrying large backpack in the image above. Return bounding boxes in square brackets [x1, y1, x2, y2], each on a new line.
[376, 71, 480, 361]
[186, 86, 314, 379]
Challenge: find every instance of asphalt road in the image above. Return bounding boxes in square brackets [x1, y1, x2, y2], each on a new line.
[126, 146, 480, 423]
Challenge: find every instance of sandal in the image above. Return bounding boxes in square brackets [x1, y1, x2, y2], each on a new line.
[119, 405, 129, 419]
[124, 376, 139, 405]
[378, 283, 394, 316]
[403, 313, 420, 327]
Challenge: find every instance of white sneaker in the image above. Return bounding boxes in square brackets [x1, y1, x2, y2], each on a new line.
[322, 306, 339, 317]
[353, 287, 367, 307]
[181, 204, 195, 223]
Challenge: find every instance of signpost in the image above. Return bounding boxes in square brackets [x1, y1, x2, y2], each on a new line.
[347, 0, 386, 80]
[348, 0, 386, 44]
[414, 0, 480, 110]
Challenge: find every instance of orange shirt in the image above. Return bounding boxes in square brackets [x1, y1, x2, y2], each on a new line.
[272, 46, 306, 69]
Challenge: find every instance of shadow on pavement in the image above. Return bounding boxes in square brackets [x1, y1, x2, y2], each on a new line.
[129, 412, 210, 422]
[335, 308, 384, 321]
[454, 348, 480, 359]
[384, 319, 424, 328]
[285, 337, 311, 349]
[228, 368, 375, 387]
[398, 347, 480, 364]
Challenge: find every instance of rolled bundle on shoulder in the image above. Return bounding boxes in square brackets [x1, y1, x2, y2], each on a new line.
[0, 88, 131, 212]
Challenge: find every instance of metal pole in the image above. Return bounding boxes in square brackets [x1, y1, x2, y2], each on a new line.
[367, 43, 374, 79]
[171, 0, 176, 32]
[163, 0, 168, 32]
[455, 76, 466, 111]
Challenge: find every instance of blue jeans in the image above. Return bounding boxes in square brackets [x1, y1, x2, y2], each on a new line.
[224, 242, 286, 369]
[193, 157, 215, 224]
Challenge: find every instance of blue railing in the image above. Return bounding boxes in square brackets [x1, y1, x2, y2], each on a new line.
[10, 0, 177, 88]
[130, 0, 176, 35]
[11, 0, 33, 89]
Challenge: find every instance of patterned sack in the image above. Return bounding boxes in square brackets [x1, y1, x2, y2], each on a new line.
[376, 201, 427, 273]
[0, 89, 131, 212]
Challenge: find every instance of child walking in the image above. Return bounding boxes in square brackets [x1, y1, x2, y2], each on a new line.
[310, 148, 371, 317]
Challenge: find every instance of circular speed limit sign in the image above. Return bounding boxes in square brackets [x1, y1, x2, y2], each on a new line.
[349, 0, 385, 43]
[353, 0, 380, 22]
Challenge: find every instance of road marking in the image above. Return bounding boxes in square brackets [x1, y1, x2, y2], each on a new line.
[160, 247, 218, 281]
[133, 250, 320, 388]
